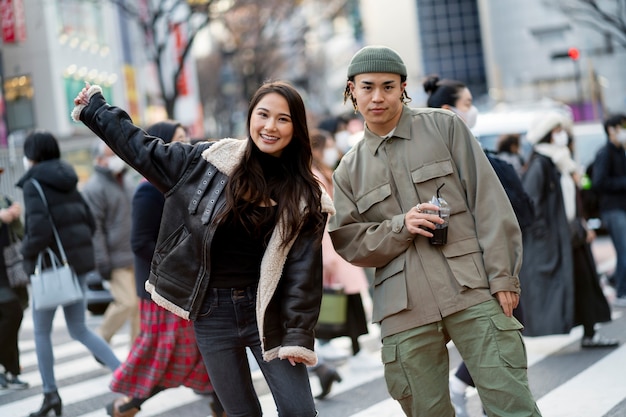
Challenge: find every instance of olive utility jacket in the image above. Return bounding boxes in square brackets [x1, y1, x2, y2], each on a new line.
[328, 106, 523, 339]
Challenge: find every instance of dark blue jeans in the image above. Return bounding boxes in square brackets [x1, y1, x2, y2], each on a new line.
[193, 287, 316, 417]
[602, 209, 626, 297]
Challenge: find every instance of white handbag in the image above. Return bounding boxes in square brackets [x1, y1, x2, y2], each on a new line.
[29, 179, 83, 310]
[30, 248, 82, 310]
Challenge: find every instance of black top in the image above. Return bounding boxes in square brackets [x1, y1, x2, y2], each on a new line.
[210, 205, 277, 288]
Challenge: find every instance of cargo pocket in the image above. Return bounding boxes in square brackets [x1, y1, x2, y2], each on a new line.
[381, 344, 411, 401]
[489, 314, 527, 369]
[372, 257, 407, 323]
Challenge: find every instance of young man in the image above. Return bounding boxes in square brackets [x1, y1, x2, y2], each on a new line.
[592, 113, 626, 307]
[328, 45, 541, 417]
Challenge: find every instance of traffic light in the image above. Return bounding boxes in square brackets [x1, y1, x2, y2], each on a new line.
[551, 47, 580, 61]
[568, 47, 580, 61]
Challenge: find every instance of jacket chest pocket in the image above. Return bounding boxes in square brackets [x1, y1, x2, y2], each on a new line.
[411, 159, 466, 216]
[355, 183, 400, 221]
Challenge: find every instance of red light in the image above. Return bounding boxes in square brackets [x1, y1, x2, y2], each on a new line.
[568, 47, 580, 61]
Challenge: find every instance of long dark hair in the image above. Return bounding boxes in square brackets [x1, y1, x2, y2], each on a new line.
[219, 81, 324, 247]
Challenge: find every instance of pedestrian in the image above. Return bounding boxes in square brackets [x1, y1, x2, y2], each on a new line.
[591, 113, 626, 308]
[106, 120, 225, 417]
[0, 183, 29, 391]
[81, 142, 140, 347]
[566, 131, 617, 349]
[497, 134, 525, 177]
[72, 80, 333, 417]
[18, 130, 121, 417]
[521, 112, 618, 343]
[328, 45, 541, 416]
[309, 128, 369, 399]
[422, 74, 535, 416]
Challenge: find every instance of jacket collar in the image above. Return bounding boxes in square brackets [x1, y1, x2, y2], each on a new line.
[363, 105, 413, 155]
[201, 138, 247, 176]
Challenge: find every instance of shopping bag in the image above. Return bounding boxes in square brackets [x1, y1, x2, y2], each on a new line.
[315, 287, 348, 339]
[3, 229, 29, 288]
[30, 248, 83, 310]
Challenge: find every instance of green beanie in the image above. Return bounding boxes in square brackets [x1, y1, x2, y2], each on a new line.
[347, 46, 407, 78]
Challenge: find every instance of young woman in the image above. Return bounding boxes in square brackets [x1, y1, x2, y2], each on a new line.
[106, 120, 224, 417]
[18, 130, 121, 417]
[73, 81, 332, 417]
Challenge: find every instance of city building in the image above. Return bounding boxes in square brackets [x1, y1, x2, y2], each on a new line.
[357, 0, 625, 117]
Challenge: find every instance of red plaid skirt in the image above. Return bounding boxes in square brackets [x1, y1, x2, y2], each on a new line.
[110, 299, 212, 398]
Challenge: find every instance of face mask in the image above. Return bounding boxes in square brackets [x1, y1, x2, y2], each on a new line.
[334, 131, 351, 153]
[552, 130, 569, 147]
[617, 129, 626, 146]
[451, 105, 479, 129]
[23, 156, 33, 171]
[323, 148, 340, 168]
[106, 155, 126, 174]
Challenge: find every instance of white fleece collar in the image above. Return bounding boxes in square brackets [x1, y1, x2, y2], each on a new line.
[200, 138, 335, 215]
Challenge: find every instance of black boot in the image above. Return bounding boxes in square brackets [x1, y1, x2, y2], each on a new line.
[314, 364, 342, 400]
[29, 391, 62, 417]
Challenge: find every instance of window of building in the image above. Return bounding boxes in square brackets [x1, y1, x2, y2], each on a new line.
[3, 75, 35, 132]
[417, 0, 487, 97]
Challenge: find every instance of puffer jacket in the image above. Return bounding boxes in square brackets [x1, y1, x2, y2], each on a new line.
[17, 159, 96, 275]
[81, 166, 135, 278]
[73, 86, 334, 366]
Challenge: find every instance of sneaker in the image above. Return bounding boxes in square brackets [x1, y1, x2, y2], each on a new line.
[6, 373, 29, 389]
[0, 373, 7, 389]
[450, 387, 469, 417]
[613, 296, 626, 308]
[581, 334, 619, 349]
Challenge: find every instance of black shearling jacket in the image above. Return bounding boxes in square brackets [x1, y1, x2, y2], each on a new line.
[73, 86, 334, 366]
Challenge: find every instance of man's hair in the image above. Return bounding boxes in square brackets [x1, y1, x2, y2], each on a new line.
[603, 113, 626, 136]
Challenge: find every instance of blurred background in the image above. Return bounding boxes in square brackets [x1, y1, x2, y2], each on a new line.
[1, 0, 624, 193]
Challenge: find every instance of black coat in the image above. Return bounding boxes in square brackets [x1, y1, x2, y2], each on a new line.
[520, 152, 574, 336]
[17, 159, 96, 276]
[131, 181, 164, 300]
[592, 141, 626, 212]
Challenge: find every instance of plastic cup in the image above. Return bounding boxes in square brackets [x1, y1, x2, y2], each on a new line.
[429, 207, 450, 246]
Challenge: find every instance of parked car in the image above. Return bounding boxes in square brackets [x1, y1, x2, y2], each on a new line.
[571, 121, 606, 172]
[85, 270, 113, 315]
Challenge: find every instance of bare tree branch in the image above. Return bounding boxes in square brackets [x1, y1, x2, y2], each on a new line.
[547, 0, 626, 49]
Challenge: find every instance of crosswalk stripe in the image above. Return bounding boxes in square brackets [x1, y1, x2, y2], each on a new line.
[3, 309, 624, 417]
[536, 344, 626, 417]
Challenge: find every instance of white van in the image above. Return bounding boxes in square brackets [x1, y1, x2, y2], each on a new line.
[471, 102, 604, 170]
